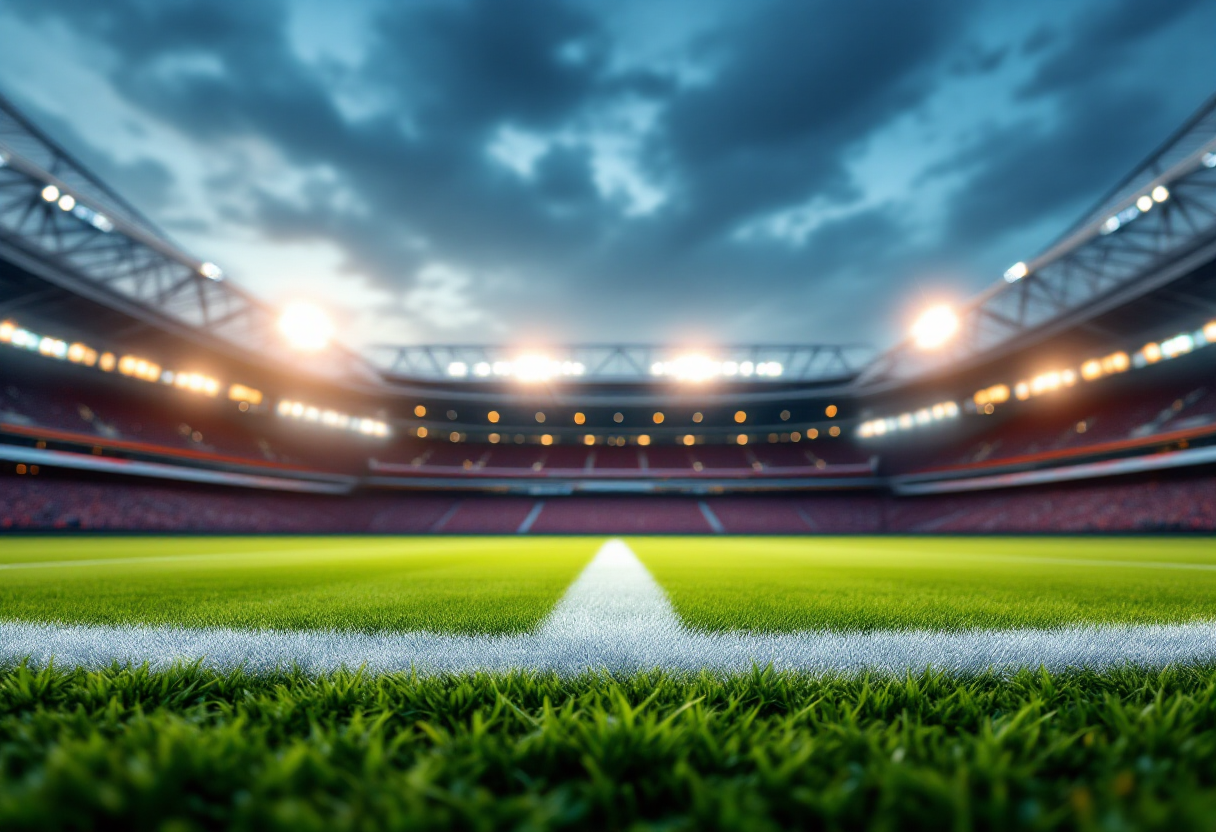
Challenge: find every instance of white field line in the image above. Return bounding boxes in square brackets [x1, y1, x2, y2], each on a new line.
[3, 539, 1216, 676]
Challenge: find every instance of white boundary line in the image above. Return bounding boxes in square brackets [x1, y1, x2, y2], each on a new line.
[3, 539, 1216, 675]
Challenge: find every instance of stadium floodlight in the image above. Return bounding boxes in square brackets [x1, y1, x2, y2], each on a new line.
[1004, 262, 1029, 282]
[1151, 185, 1170, 203]
[911, 304, 959, 350]
[57, 194, 76, 212]
[1205, 152, 1216, 168]
[513, 354, 555, 382]
[199, 262, 224, 280]
[1136, 195, 1153, 212]
[663, 354, 719, 382]
[447, 362, 468, 377]
[278, 301, 334, 352]
[41, 184, 60, 202]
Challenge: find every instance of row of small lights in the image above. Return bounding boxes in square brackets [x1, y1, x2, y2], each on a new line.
[276, 400, 390, 438]
[978, 321, 1216, 411]
[31, 174, 225, 282]
[412, 405, 838, 426]
[860, 318, 1216, 439]
[856, 401, 961, 439]
[443, 354, 786, 382]
[999, 157, 1216, 285]
[649, 356, 783, 380]
[419, 426, 840, 445]
[447, 357, 585, 380]
[36, 182, 115, 233]
[0, 319, 262, 407]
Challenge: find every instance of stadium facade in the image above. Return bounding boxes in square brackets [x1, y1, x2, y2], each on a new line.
[3, 91, 1216, 533]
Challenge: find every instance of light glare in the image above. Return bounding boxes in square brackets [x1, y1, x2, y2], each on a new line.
[278, 301, 334, 352]
[911, 305, 960, 350]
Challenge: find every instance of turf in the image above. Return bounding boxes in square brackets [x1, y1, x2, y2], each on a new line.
[2, 662, 1216, 831]
[630, 536, 1216, 633]
[0, 536, 595, 634]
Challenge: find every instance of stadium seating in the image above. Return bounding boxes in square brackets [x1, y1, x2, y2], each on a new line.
[909, 378, 1216, 475]
[436, 497, 538, 533]
[529, 496, 712, 533]
[4, 466, 1215, 533]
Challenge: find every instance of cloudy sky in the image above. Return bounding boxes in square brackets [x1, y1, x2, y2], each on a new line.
[1, 0, 1213, 352]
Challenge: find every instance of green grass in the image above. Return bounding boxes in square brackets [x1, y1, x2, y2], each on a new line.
[0, 536, 596, 634]
[3, 662, 1216, 831]
[630, 536, 1216, 633]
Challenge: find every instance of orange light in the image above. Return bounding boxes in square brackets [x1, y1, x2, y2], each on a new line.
[228, 384, 263, 405]
[541, 434, 553, 446]
[637, 434, 650, 446]
[734, 411, 746, 424]
[417, 426, 428, 438]
[414, 405, 426, 417]
[488, 410, 500, 423]
[825, 404, 837, 418]
[653, 412, 664, 424]
[736, 433, 748, 445]
[583, 434, 595, 445]
[574, 412, 586, 425]
[828, 426, 841, 437]
[682, 434, 695, 446]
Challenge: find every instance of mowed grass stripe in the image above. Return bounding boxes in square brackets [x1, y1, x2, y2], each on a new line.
[0, 536, 597, 635]
[630, 536, 1216, 634]
[0, 536, 381, 565]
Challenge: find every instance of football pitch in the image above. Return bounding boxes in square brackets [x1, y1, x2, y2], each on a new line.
[4, 535, 1216, 829]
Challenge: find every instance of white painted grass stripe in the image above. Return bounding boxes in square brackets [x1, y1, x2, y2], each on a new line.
[3, 539, 1216, 676]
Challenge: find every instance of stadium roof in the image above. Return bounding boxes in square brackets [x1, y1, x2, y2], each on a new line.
[0, 90, 379, 387]
[366, 343, 874, 385]
[2, 89, 1216, 401]
[857, 92, 1216, 391]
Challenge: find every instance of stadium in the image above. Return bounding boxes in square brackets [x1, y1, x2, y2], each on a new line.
[3, 10, 1216, 829]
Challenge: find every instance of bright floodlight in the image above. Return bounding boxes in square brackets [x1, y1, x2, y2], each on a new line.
[911, 304, 959, 350]
[1004, 261, 1028, 282]
[278, 301, 334, 352]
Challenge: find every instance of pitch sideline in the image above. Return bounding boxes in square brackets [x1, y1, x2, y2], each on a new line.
[3, 539, 1216, 675]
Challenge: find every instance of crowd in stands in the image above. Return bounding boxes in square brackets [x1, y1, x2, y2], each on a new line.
[1, 366, 375, 475]
[885, 475, 1216, 533]
[0, 475, 462, 533]
[5, 467, 1213, 533]
[912, 378, 1216, 474]
[372, 436, 871, 477]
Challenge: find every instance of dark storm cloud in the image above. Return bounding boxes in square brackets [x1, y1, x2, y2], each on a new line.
[934, 0, 1209, 251]
[659, 0, 971, 241]
[936, 89, 1165, 246]
[6, 0, 1216, 344]
[1021, 0, 1204, 98]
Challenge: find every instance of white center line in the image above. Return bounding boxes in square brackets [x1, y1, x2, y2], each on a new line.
[3, 539, 1216, 675]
